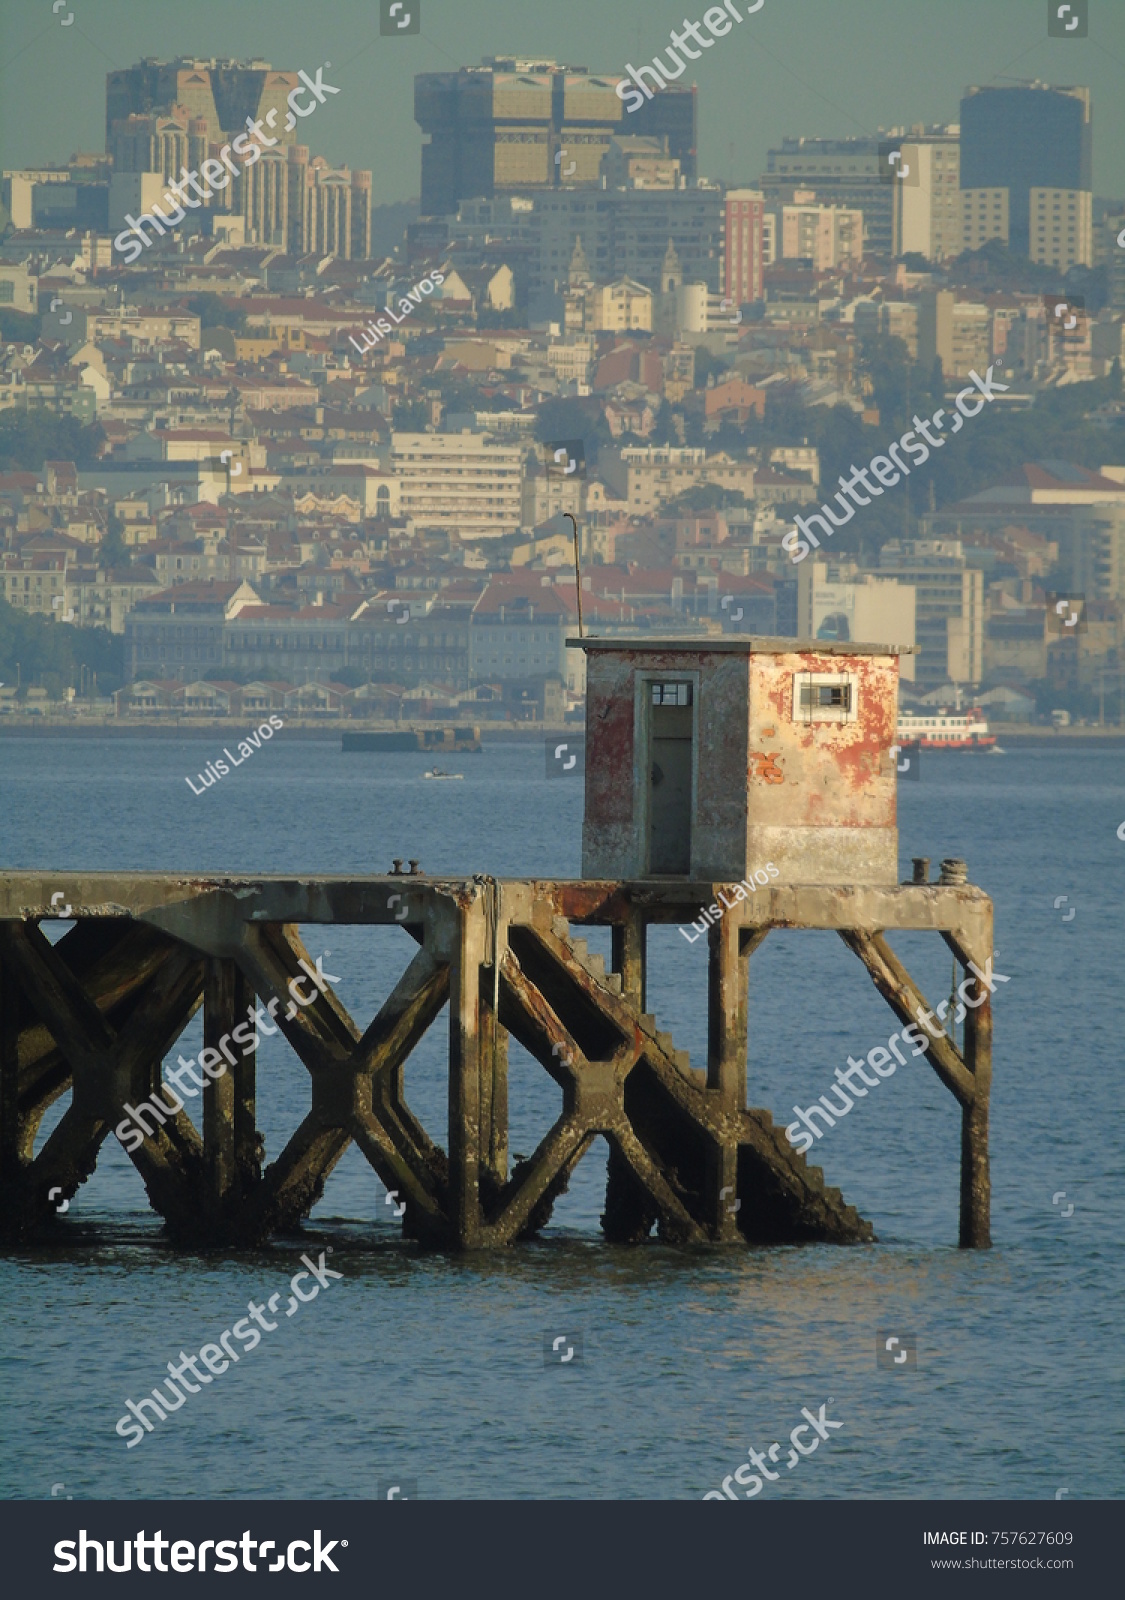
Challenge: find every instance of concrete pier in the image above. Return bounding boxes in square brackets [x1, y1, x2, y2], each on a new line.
[0, 870, 992, 1249]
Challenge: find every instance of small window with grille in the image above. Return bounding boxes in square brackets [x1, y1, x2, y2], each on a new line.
[793, 671, 857, 724]
[651, 681, 693, 706]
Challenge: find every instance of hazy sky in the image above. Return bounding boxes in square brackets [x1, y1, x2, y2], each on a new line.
[2, 0, 1123, 210]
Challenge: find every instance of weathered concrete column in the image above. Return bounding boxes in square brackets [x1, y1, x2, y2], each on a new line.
[202, 959, 252, 1214]
[960, 982, 992, 1248]
[706, 907, 747, 1104]
[478, 999, 508, 1192]
[704, 1139, 742, 1243]
[448, 893, 486, 1247]
[0, 950, 21, 1192]
[612, 908, 646, 1009]
[228, 968, 259, 1198]
[703, 907, 750, 1239]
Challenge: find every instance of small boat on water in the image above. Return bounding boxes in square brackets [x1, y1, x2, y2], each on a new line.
[422, 767, 463, 780]
[896, 706, 996, 750]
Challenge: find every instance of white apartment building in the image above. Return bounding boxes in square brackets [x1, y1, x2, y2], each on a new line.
[892, 127, 962, 261]
[547, 336, 595, 384]
[605, 446, 757, 517]
[521, 457, 584, 529]
[583, 277, 652, 333]
[781, 203, 864, 269]
[961, 187, 1010, 252]
[0, 264, 37, 315]
[1029, 187, 1093, 272]
[878, 540, 984, 689]
[0, 560, 66, 617]
[797, 560, 916, 681]
[769, 445, 820, 486]
[66, 567, 163, 632]
[41, 305, 202, 349]
[917, 290, 992, 379]
[391, 430, 524, 539]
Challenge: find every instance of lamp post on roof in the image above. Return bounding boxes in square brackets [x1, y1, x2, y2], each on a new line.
[563, 512, 583, 639]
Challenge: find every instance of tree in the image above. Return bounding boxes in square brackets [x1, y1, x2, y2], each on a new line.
[666, 484, 748, 513]
[476, 307, 520, 329]
[331, 664, 367, 688]
[0, 409, 103, 472]
[771, 367, 1125, 564]
[693, 347, 731, 390]
[0, 307, 41, 344]
[649, 398, 677, 446]
[99, 513, 130, 573]
[946, 240, 1055, 295]
[533, 397, 609, 465]
[182, 293, 249, 335]
[856, 332, 942, 428]
[0, 595, 125, 697]
[392, 399, 430, 431]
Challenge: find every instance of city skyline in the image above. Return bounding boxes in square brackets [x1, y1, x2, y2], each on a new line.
[2, 0, 1124, 211]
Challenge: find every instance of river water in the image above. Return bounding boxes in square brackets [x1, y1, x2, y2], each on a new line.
[0, 735, 1122, 1500]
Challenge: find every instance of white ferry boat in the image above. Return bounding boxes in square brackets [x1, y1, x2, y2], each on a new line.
[896, 707, 996, 750]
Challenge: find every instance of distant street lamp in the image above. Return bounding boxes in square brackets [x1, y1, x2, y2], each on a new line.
[563, 513, 584, 639]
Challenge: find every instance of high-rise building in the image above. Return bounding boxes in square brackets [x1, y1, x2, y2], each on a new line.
[109, 112, 205, 186]
[106, 59, 302, 152]
[299, 155, 371, 260]
[961, 187, 1009, 252]
[1103, 208, 1125, 312]
[780, 201, 863, 270]
[891, 126, 962, 261]
[105, 58, 373, 256]
[797, 560, 916, 681]
[723, 188, 764, 305]
[239, 147, 299, 249]
[917, 290, 992, 379]
[878, 540, 984, 688]
[531, 184, 723, 293]
[959, 83, 1092, 264]
[2, 164, 110, 232]
[414, 58, 696, 216]
[1028, 186, 1092, 273]
[760, 136, 891, 255]
[392, 432, 524, 539]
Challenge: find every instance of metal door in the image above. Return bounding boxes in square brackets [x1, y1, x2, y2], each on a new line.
[647, 682, 693, 874]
